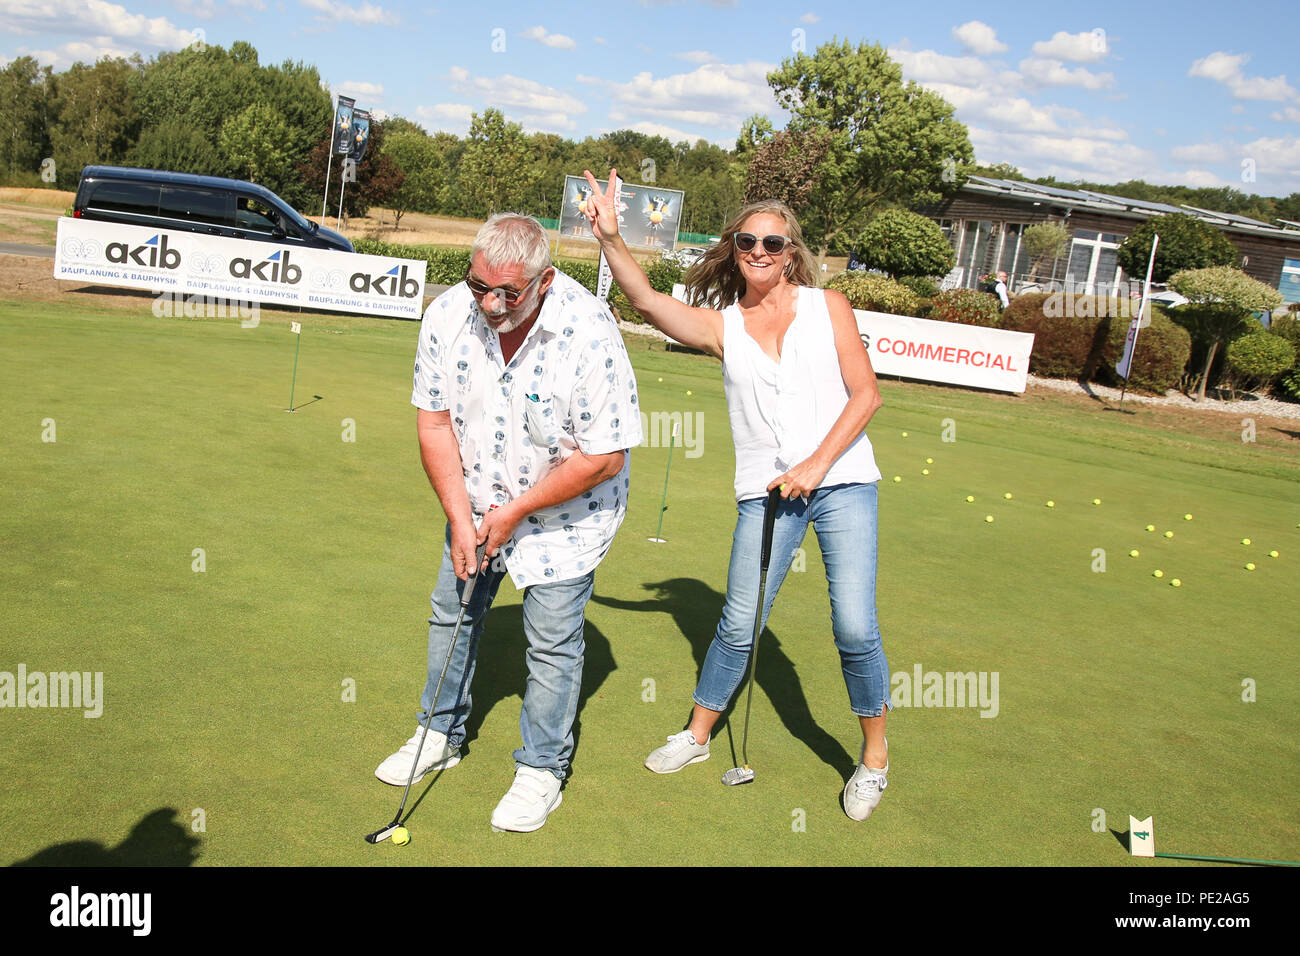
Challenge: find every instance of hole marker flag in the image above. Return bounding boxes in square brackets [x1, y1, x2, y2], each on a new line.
[291, 321, 302, 334]
[1116, 234, 1159, 381]
[1129, 815, 1155, 857]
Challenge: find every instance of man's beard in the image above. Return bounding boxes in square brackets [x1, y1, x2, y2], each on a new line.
[484, 307, 530, 334]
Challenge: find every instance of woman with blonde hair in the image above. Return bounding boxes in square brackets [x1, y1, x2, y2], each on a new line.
[582, 170, 891, 819]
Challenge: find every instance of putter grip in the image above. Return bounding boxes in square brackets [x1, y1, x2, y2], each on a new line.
[462, 541, 488, 608]
[761, 487, 781, 569]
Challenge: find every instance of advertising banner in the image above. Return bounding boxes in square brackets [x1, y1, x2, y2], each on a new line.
[852, 309, 1035, 393]
[349, 109, 371, 163]
[333, 96, 356, 156]
[54, 218, 426, 319]
[559, 174, 684, 251]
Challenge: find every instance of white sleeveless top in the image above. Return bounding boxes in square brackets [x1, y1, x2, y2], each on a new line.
[721, 285, 882, 502]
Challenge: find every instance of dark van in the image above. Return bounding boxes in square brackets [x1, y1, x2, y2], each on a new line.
[73, 166, 353, 253]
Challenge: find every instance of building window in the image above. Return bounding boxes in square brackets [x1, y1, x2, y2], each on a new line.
[1067, 230, 1126, 294]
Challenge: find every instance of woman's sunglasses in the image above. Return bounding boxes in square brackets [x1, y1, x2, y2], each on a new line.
[733, 232, 792, 255]
[464, 270, 543, 306]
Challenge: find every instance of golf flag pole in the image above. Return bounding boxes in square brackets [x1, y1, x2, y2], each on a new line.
[1117, 234, 1159, 403]
[649, 420, 678, 543]
[287, 321, 303, 412]
[596, 174, 624, 303]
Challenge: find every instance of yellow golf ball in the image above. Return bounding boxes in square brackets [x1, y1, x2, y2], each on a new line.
[985, 515, 994, 523]
[925, 457, 934, 464]
[893, 475, 901, 483]
[686, 390, 693, 396]
[1046, 500, 1055, 508]
[1269, 550, 1279, 558]
[1170, 578, 1182, 587]
[1153, 569, 1164, 578]
[392, 827, 410, 846]
[1092, 498, 1102, 506]
[1129, 550, 1139, 558]
[1164, 531, 1174, 539]
[1003, 492, 1013, 500]
[1245, 562, 1256, 571]
[1183, 513, 1193, 520]
[901, 431, 909, 438]
[965, 495, 975, 502]
[921, 468, 930, 476]
[657, 377, 663, 382]
[1145, 524, 1156, 532]
[1241, 538, 1251, 545]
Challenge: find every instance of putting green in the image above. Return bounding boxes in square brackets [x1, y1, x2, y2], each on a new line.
[1, 299, 1296, 866]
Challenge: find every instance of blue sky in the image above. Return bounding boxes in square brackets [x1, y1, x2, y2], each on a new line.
[5, 0, 1300, 196]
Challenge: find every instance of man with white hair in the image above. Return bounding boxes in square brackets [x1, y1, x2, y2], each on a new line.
[376, 213, 643, 832]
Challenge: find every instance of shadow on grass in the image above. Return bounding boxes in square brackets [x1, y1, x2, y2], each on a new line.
[402, 601, 615, 822]
[10, 808, 201, 867]
[593, 578, 855, 781]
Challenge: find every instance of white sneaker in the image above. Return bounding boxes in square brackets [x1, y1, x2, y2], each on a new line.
[842, 739, 888, 821]
[645, 730, 710, 774]
[374, 724, 461, 786]
[491, 767, 563, 833]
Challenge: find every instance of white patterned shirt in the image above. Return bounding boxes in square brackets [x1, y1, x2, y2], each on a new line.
[411, 270, 643, 588]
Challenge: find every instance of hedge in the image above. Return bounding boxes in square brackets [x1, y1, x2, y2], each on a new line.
[350, 238, 685, 325]
[825, 271, 922, 317]
[1002, 293, 1191, 392]
[927, 288, 1003, 328]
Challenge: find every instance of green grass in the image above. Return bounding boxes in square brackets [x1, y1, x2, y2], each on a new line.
[1, 297, 1297, 867]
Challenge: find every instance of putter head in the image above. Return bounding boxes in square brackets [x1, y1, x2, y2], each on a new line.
[364, 822, 400, 844]
[721, 765, 755, 786]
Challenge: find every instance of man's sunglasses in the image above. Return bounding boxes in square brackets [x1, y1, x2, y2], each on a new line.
[734, 232, 792, 255]
[465, 270, 544, 306]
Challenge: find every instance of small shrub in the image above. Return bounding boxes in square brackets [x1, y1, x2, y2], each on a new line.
[1226, 331, 1296, 394]
[895, 275, 939, 299]
[927, 288, 1003, 328]
[1097, 307, 1192, 393]
[825, 271, 923, 316]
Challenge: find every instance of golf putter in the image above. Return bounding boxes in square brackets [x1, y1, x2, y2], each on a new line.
[366, 540, 489, 844]
[723, 486, 782, 786]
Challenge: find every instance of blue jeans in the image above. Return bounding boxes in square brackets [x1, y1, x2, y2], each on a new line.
[693, 483, 891, 718]
[417, 527, 594, 781]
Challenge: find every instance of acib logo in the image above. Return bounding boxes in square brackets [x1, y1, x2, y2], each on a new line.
[106, 234, 180, 270]
[230, 249, 301, 284]
[350, 264, 420, 298]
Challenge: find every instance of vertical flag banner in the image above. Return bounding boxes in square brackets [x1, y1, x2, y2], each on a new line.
[333, 96, 356, 156]
[350, 109, 371, 163]
[1116, 234, 1159, 384]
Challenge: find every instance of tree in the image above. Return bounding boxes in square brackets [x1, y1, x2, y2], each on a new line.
[852, 209, 955, 278]
[219, 102, 291, 186]
[1022, 222, 1070, 282]
[767, 40, 973, 257]
[1116, 213, 1239, 283]
[457, 108, 539, 218]
[1168, 266, 1283, 400]
[296, 121, 402, 219]
[383, 129, 445, 227]
[48, 57, 139, 185]
[741, 128, 831, 213]
[0, 57, 53, 184]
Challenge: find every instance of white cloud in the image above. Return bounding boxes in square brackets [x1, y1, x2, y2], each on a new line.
[298, 0, 399, 27]
[624, 119, 710, 143]
[594, 37, 607, 44]
[520, 25, 576, 50]
[445, 68, 587, 130]
[335, 80, 383, 101]
[800, 12, 820, 24]
[1173, 169, 1232, 189]
[969, 127, 1158, 183]
[600, 61, 781, 132]
[1272, 106, 1300, 123]
[1, 0, 200, 50]
[1170, 142, 1231, 164]
[673, 51, 718, 64]
[952, 21, 1007, 56]
[888, 47, 1004, 88]
[1020, 57, 1115, 90]
[16, 39, 140, 70]
[1189, 51, 1296, 101]
[1238, 135, 1300, 189]
[416, 103, 472, 135]
[1030, 29, 1109, 64]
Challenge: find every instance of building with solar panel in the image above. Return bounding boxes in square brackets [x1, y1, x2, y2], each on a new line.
[920, 176, 1300, 308]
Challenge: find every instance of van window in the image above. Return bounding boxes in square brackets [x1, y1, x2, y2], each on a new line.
[235, 195, 289, 235]
[89, 181, 159, 216]
[159, 186, 231, 226]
